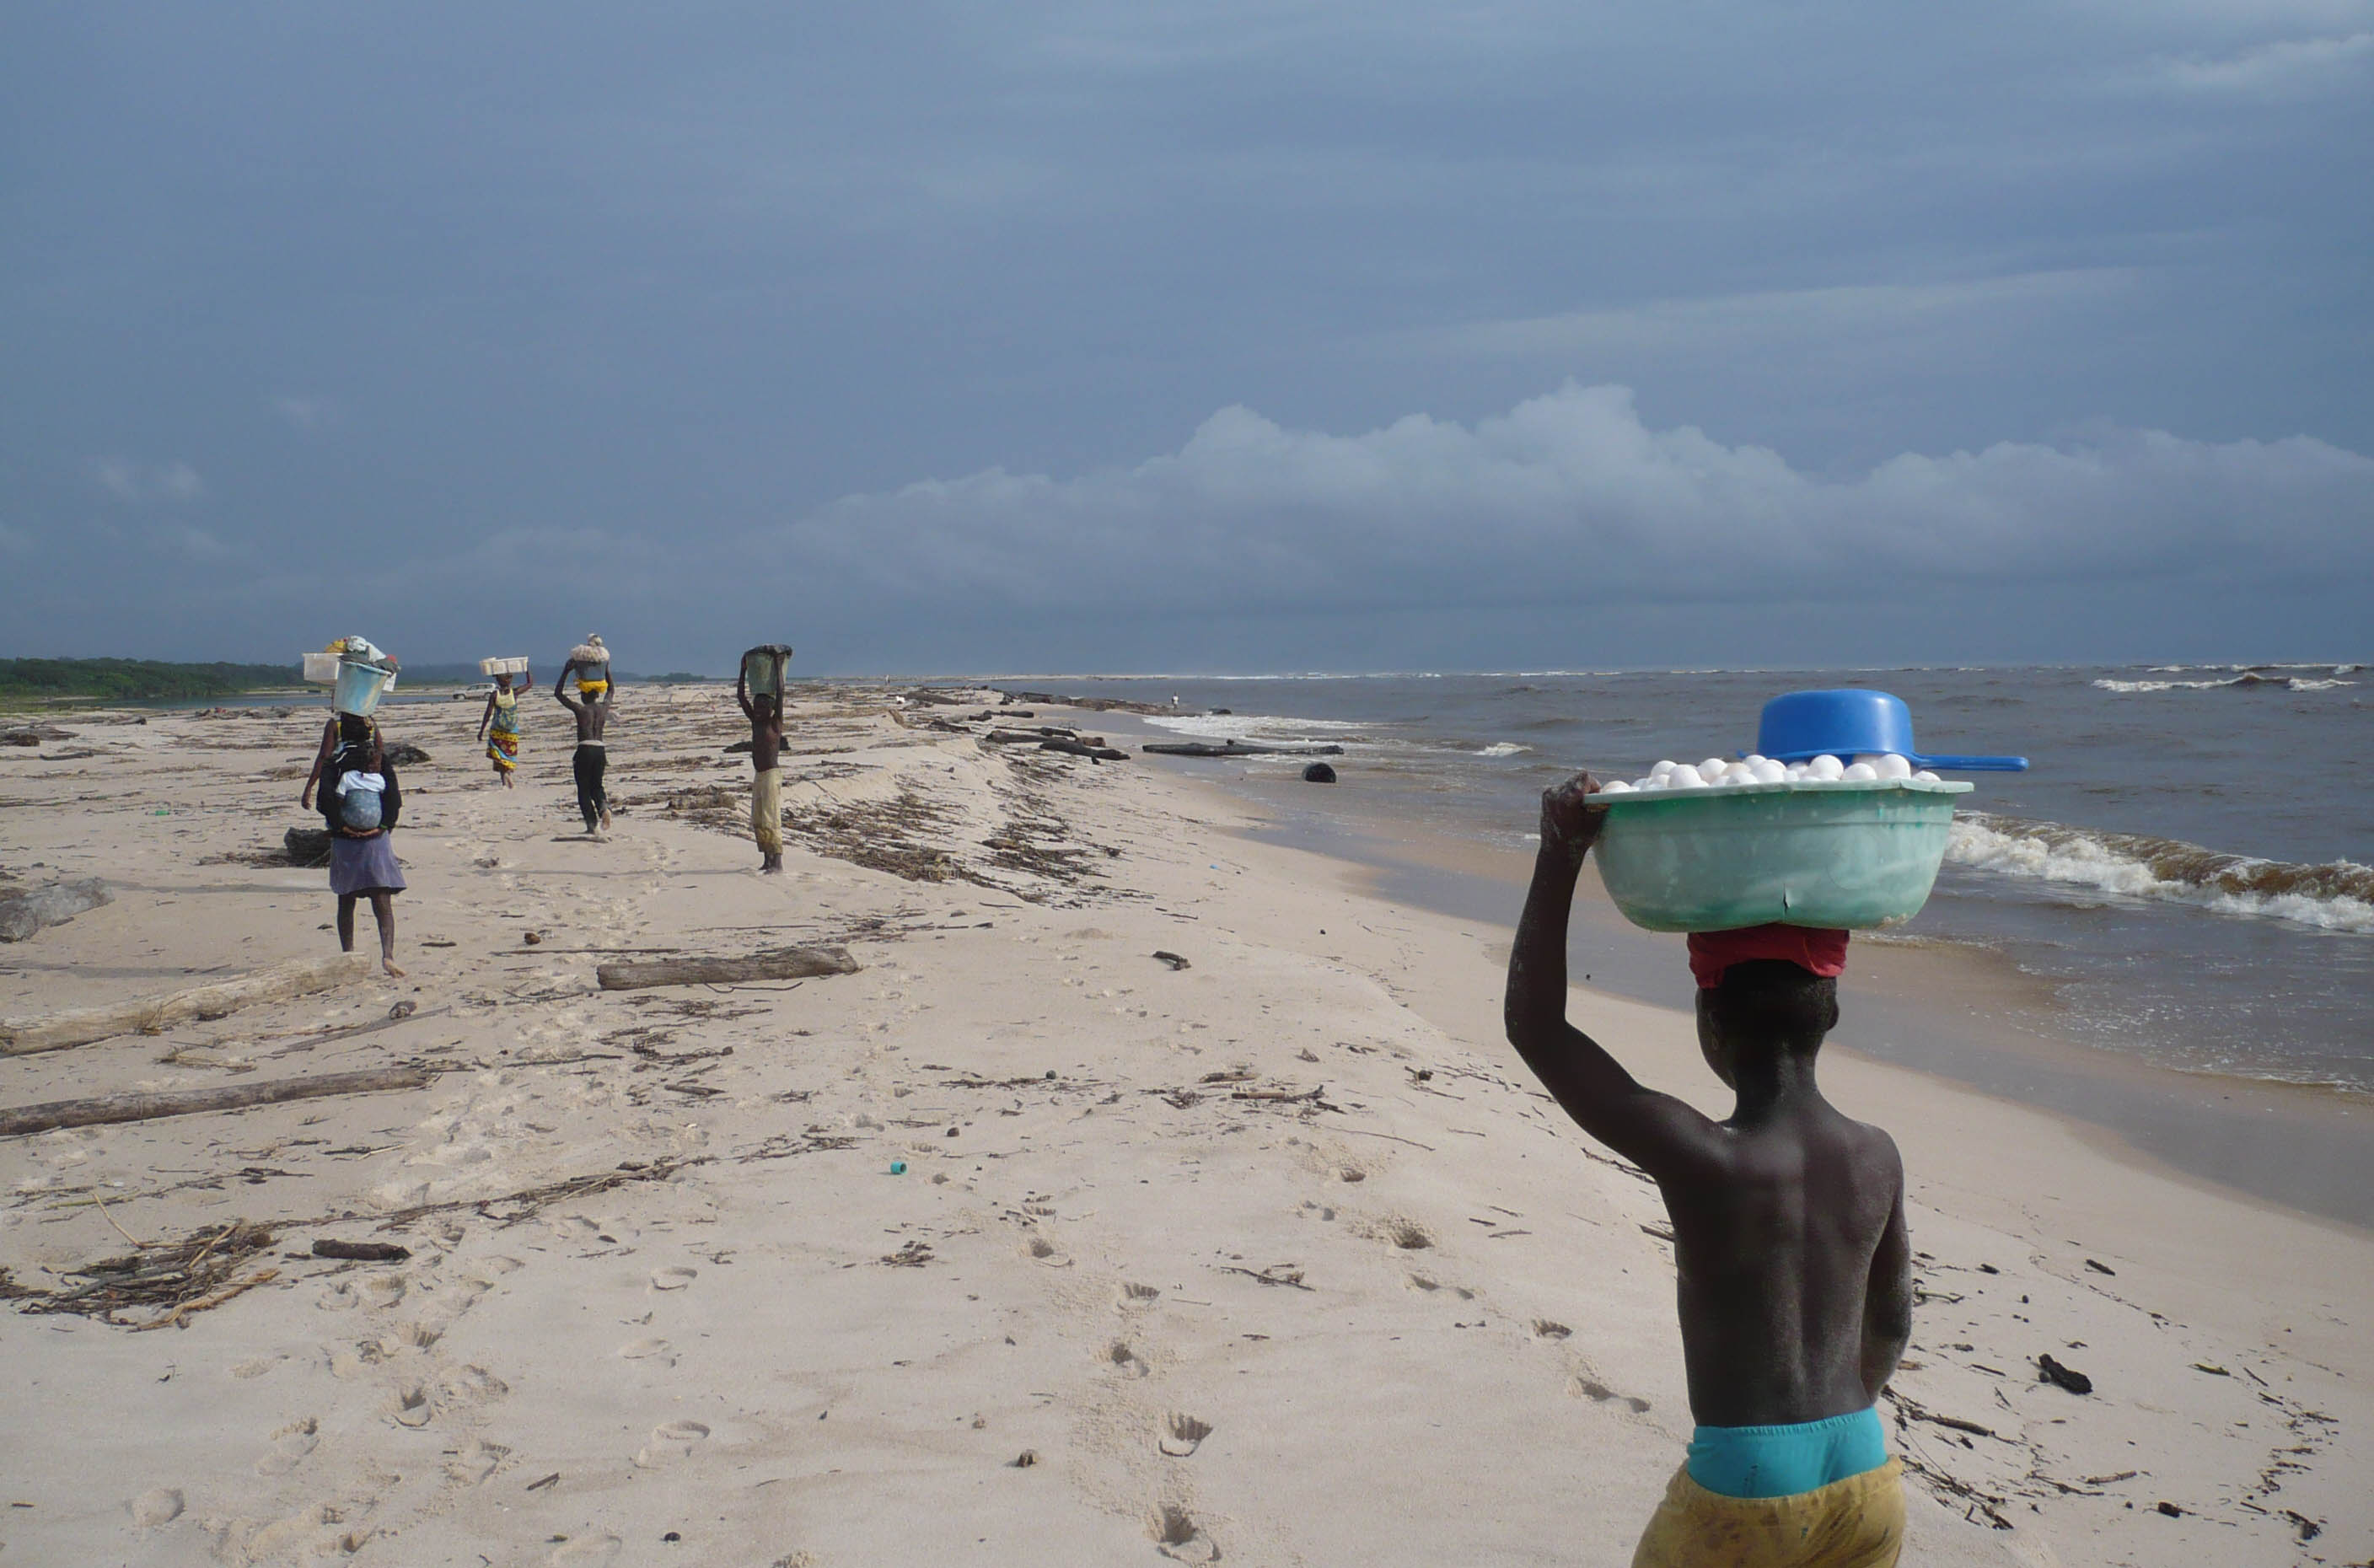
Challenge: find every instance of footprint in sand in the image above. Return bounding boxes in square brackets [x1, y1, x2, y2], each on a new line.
[650, 1266, 698, 1291]
[618, 1337, 678, 1367]
[360, 1274, 407, 1309]
[395, 1319, 443, 1350]
[1026, 1236, 1071, 1268]
[255, 1418, 319, 1475]
[443, 1438, 509, 1485]
[633, 1418, 712, 1468]
[1157, 1413, 1213, 1458]
[1568, 1374, 1652, 1414]
[392, 1383, 435, 1427]
[1151, 1504, 1217, 1564]
[1406, 1275, 1474, 1301]
[1532, 1319, 1572, 1340]
[1109, 1340, 1151, 1379]
[1117, 1281, 1162, 1308]
[129, 1487, 185, 1527]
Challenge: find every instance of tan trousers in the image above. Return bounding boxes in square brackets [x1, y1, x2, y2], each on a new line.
[1631, 1460, 1904, 1568]
[752, 766, 783, 856]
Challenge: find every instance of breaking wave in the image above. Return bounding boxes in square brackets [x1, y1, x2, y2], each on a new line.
[2094, 670, 2356, 694]
[1947, 813, 2374, 934]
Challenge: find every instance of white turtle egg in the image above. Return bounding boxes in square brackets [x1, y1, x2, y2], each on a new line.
[1913, 769, 1941, 782]
[1753, 759, 1787, 784]
[1695, 759, 1728, 785]
[1808, 754, 1845, 781]
[1651, 760, 1680, 780]
[1721, 763, 1758, 786]
[1875, 754, 1913, 780]
[1597, 779, 1634, 794]
[1783, 763, 1807, 781]
[1842, 761, 1879, 781]
[1666, 768, 1707, 788]
[1743, 754, 1768, 767]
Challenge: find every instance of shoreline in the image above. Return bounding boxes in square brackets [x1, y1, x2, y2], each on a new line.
[2, 689, 2367, 1563]
[1092, 703, 2374, 1234]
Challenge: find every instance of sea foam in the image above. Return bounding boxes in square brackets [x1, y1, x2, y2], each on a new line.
[1947, 812, 2374, 935]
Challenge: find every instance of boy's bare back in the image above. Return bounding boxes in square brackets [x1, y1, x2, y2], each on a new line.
[1503, 773, 1911, 1429]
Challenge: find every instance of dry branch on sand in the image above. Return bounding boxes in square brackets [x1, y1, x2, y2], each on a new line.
[0, 952, 376, 1055]
[594, 946, 861, 991]
[0, 1066, 432, 1139]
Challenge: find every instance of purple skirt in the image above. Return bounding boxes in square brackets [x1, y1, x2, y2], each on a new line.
[329, 832, 406, 896]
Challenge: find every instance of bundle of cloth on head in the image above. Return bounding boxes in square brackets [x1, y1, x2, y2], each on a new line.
[1686, 925, 1850, 988]
[570, 635, 610, 697]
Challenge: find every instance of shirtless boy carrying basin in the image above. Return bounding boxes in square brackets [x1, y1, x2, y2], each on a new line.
[1504, 773, 1912, 1568]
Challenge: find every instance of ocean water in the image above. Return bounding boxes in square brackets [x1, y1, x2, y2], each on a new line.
[1035, 667, 2373, 1095]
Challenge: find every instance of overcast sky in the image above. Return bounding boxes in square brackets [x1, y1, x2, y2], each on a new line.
[3, 1, 2369, 674]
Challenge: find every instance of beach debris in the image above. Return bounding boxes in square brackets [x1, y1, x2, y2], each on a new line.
[524, 931, 543, 945]
[2037, 1353, 2094, 1395]
[3, 723, 76, 745]
[596, 945, 860, 991]
[1010, 1450, 1039, 1468]
[0, 951, 376, 1055]
[880, 1240, 932, 1266]
[0, 877, 110, 942]
[2155, 1501, 2183, 1517]
[382, 742, 430, 766]
[1301, 761, 1338, 783]
[1152, 950, 1192, 970]
[0, 1065, 433, 1139]
[1142, 740, 1345, 758]
[525, 1473, 561, 1492]
[312, 1239, 412, 1262]
[13, 1220, 280, 1329]
[1036, 738, 1127, 762]
[2084, 1258, 2117, 1275]
[1218, 1263, 1311, 1290]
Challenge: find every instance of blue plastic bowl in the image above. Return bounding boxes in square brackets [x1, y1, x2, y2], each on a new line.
[1756, 690, 2027, 771]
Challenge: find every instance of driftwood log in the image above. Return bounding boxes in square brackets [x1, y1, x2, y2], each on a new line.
[0, 951, 375, 1055]
[1141, 741, 1345, 759]
[595, 945, 862, 991]
[1039, 739, 1127, 761]
[0, 1066, 430, 1139]
[0, 878, 111, 942]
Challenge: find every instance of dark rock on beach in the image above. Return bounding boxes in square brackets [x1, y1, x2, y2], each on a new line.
[0, 878, 111, 942]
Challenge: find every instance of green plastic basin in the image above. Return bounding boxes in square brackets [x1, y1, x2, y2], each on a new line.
[1592, 778, 1974, 933]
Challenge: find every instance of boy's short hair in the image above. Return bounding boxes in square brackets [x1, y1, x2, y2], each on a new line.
[1704, 959, 1839, 1049]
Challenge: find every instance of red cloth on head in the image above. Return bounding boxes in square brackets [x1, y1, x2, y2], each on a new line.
[1687, 925, 1850, 989]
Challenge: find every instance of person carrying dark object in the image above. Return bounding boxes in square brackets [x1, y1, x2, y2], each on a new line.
[312, 713, 406, 977]
[1503, 772, 1911, 1568]
[735, 654, 786, 873]
[553, 671, 613, 835]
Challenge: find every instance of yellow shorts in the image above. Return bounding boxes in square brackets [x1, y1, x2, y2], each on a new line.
[1631, 1459, 1904, 1568]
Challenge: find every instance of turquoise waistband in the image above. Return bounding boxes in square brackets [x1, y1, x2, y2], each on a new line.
[1685, 1407, 1888, 1500]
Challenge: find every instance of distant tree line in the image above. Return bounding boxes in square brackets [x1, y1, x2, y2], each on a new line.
[0, 658, 302, 700]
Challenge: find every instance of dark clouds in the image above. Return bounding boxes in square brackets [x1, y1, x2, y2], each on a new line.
[2, 2, 2369, 671]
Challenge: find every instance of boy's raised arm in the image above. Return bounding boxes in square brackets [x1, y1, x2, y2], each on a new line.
[1504, 773, 1725, 1176]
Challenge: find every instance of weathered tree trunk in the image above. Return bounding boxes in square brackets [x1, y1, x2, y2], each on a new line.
[0, 952, 376, 1055]
[0, 1066, 430, 1139]
[595, 946, 861, 991]
[0, 878, 111, 942]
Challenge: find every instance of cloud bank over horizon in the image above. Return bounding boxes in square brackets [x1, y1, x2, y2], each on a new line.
[8, 382, 2366, 674]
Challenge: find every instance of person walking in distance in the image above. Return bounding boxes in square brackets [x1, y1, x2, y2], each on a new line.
[735, 653, 787, 873]
[312, 714, 406, 976]
[476, 664, 531, 787]
[553, 673, 614, 835]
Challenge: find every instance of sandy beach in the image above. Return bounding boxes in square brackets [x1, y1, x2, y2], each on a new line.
[3, 686, 2367, 1566]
